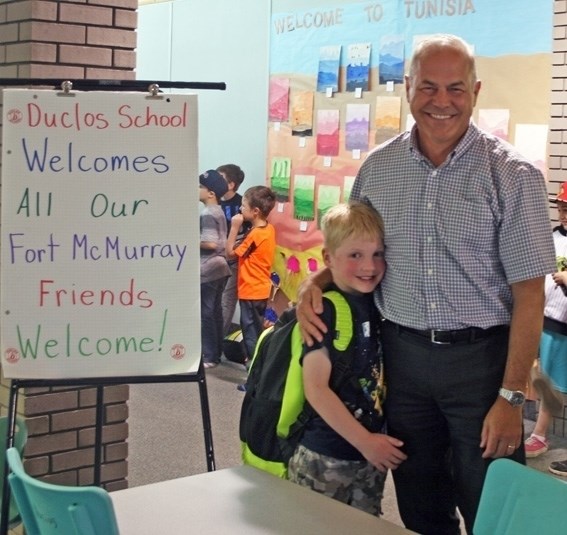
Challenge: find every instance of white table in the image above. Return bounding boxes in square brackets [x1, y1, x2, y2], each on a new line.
[111, 465, 415, 534]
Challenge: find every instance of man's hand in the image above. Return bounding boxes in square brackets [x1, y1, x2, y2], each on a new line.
[480, 397, 523, 458]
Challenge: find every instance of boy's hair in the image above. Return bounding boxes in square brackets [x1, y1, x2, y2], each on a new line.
[321, 202, 384, 253]
[217, 164, 245, 191]
[244, 186, 276, 218]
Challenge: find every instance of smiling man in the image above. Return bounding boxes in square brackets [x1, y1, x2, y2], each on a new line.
[296, 34, 555, 534]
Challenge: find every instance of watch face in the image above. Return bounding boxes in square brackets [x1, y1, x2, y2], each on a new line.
[510, 391, 526, 406]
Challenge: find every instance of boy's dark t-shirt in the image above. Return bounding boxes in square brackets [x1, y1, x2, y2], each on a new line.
[299, 285, 385, 460]
[220, 193, 243, 236]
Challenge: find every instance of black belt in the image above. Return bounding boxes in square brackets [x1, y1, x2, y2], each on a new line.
[387, 321, 508, 345]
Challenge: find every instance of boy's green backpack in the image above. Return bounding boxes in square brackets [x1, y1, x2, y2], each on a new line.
[239, 290, 354, 478]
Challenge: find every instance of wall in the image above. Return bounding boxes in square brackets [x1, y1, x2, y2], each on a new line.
[545, 0, 567, 436]
[136, 0, 270, 187]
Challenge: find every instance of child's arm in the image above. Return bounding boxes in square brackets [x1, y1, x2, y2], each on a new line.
[303, 348, 407, 472]
[226, 213, 244, 260]
[200, 240, 218, 251]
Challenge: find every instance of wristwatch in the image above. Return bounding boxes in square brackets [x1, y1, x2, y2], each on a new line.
[498, 387, 526, 407]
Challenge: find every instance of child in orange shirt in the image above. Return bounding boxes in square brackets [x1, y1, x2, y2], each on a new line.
[226, 186, 276, 364]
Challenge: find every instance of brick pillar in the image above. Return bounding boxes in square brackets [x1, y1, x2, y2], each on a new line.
[550, 1, 567, 208]
[0, 0, 138, 491]
[543, 0, 567, 437]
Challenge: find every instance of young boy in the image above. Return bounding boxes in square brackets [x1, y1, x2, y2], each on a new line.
[217, 163, 250, 336]
[287, 202, 407, 516]
[226, 186, 276, 364]
[199, 169, 231, 369]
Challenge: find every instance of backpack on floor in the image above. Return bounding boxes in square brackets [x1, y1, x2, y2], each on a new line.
[239, 290, 354, 478]
[222, 329, 247, 365]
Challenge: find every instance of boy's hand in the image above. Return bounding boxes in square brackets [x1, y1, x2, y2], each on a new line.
[552, 271, 567, 287]
[231, 213, 244, 229]
[357, 434, 407, 472]
[296, 279, 327, 346]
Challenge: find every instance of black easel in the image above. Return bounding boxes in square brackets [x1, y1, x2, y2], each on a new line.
[0, 78, 226, 535]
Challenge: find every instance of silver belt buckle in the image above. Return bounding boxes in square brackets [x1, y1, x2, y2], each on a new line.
[430, 330, 451, 345]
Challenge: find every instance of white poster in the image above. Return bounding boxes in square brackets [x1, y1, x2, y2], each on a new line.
[1, 89, 200, 379]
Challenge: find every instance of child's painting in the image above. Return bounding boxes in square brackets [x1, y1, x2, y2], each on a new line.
[270, 157, 292, 202]
[317, 185, 341, 228]
[478, 108, 510, 141]
[293, 174, 315, 221]
[375, 96, 401, 145]
[379, 35, 404, 85]
[346, 43, 371, 92]
[269, 77, 290, 122]
[515, 124, 548, 177]
[291, 91, 314, 136]
[316, 45, 341, 93]
[345, 103, 370, 152]
[343, 176, 356, 202]
[316, 109, 340, 156]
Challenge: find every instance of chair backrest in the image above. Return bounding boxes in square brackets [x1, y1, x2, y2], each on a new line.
[6, 448, 120, 535]
[0, 416, 28, 527]
[474, 458, 567, 535]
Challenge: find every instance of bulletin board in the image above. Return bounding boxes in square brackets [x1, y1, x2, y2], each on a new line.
[1, 89, 200, 379]
[268, 0, 553, 301]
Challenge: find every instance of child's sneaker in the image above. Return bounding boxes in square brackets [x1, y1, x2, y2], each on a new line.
[549, 459, 567, 476]
[524, 434, 549, 458]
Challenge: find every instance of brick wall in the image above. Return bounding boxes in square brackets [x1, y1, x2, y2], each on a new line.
[0, 0, 137, 491]
[0, 0, 137, 80]
[535, 0, 567, 436]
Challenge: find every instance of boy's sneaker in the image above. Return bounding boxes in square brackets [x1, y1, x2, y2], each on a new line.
[524, 434, 549, 458]
[549, 459, 567, 476]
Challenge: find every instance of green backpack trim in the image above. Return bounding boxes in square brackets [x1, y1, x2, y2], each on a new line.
[239, 290, 353, 479]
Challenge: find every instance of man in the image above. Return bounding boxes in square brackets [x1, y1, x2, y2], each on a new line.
[297, 34, 555, 534]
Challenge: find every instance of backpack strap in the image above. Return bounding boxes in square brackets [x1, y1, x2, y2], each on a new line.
[291, 291, 355, 427]
[322, 290, 355, 390]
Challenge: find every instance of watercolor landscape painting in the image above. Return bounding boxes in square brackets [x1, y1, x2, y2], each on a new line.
[316, 109, 340, 156]
[379, 35, 404, 85]
[316, 45, 341, 92]
[346, 42, 371, 92]
[269, 77, 290, 122]
[345, 103, 370, 151]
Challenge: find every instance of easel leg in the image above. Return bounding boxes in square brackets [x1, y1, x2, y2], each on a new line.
[197, 363, 215, 471]
[0, 381, 19, 535]
[94, 385, 104, 486]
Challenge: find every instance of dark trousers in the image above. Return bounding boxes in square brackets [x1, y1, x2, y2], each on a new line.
[200, 277, 228, 364]
[381, 321, 524, 535]
[239, 298, 267, 359]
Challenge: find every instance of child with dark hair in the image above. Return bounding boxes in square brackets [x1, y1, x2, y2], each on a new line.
[226, 186, 276, 365]
[217, 164, 250, 336]
[199, 169, 230, 369]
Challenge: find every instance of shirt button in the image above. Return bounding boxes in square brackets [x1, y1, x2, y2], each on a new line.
[427, 236, 432, 243]
[427, 202, 432, 209]
[430, 303, 437, 310]
[427, 268, 433, 275]
[431, 170, 437, 177]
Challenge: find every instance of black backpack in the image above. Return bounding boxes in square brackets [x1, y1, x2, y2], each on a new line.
[239, 290, 354, 478]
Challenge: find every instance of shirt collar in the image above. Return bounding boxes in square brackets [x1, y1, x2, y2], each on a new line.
[409, 121, 479, 166]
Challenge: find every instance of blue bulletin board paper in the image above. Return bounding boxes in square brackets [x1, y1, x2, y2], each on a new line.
[1, 89, 201, 379]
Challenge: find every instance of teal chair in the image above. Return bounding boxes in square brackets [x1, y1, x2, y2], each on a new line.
[6, 447, 120, 535]
[474, 458, 567, 535]
[0, 416, 28, 529]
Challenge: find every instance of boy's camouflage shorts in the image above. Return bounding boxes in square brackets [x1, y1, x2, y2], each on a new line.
[288, 443, 387, 516]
